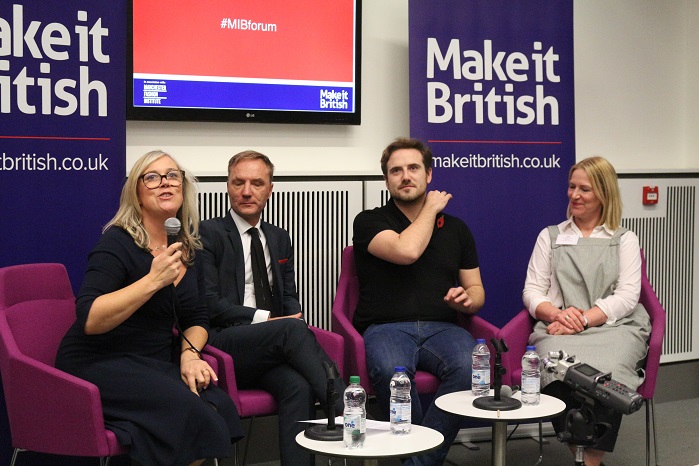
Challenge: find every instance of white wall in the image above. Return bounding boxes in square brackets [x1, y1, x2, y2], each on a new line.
[574, 0, 696, 171]
[685, 0, 699, 165]
[126, 1, 699, 176]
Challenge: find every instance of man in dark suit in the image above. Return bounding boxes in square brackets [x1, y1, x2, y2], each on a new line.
[200, 150, 344, 466]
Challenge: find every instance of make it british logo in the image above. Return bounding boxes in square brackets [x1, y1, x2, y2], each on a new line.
[319, 88, 349, 110]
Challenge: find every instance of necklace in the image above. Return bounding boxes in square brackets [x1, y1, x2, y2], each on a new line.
[148, 243, 166, 252]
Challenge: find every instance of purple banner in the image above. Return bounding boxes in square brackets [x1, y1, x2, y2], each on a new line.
[0, 3, 126, 463]
[0, 2, 126, 292]
[409, 0, 575, 327]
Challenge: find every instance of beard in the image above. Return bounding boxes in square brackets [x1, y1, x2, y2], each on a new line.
[389, 183, 425, 204]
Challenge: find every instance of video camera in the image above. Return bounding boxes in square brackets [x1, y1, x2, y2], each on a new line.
[541, 350, 643, 415]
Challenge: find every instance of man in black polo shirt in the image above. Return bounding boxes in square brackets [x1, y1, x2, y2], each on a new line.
[352, 137, 485, 466]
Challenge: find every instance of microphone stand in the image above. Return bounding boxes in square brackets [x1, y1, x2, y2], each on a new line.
[304, 361, 343, 441]
[473, 338, 522, 411]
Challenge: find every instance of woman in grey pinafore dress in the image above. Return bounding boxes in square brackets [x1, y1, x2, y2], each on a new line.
[523, 156, 651, 466]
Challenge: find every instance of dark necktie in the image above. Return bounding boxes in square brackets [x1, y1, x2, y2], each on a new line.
[248, 227, 278, 317]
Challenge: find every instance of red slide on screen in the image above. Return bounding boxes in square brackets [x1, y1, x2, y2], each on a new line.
[133, 0, 355, 83]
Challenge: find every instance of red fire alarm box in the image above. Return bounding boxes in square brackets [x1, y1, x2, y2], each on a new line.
[643, 186, 659, 205]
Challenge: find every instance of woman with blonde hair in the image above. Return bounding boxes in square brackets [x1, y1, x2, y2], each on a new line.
[523, 156, 651, 466]
[57, 150, 242, 466]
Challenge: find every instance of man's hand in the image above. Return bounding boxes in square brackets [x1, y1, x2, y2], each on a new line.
[423, 190, 452, 215]
[444, 286, 474, 314]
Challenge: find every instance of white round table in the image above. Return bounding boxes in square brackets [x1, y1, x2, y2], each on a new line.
[436, 390, 565, 466]
[295, 424, 444, 466]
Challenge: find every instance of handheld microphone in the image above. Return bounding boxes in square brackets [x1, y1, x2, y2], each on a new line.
[164, 217, 181, 247]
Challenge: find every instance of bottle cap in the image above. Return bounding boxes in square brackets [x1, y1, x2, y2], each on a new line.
[394, 366, 406, 372]
[526, 345, 536, 351]
[476, 338, 486, 344]
[349, 375, 360, 384]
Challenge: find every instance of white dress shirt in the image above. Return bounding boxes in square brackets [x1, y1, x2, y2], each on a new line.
[229, 210, 274, 323]
[522, 219, 642, 325]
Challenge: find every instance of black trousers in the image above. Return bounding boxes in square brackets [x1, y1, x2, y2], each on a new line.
[210, 318, 345, 466]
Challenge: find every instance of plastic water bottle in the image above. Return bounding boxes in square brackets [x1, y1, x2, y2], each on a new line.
[343, 375, 366, 448]
[471, 339, 491, 397]
[521, 345, 541, 405]
[389, 366, 412, 434]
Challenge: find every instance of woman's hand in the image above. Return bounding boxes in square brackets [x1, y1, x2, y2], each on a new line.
[554, 306, 586, 333]
[149, 242, 183, 289]
[546, 320, 578, 335]
[180, 355, 218, 395]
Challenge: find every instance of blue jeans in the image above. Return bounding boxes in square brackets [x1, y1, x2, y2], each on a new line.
[363, 321, 477, 466]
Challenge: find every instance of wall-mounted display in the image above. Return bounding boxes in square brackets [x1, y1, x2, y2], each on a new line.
[127, 0, 361, 125]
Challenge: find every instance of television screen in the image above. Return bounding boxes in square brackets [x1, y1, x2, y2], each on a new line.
[127, 0, 361, 125]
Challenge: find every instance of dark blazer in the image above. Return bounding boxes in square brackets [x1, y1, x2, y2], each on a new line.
[200, 214, 302, 327]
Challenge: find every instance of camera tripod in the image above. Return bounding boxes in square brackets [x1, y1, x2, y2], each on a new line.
[556, 396, 613, 466]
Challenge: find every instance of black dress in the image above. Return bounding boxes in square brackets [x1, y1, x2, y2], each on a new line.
[56, 227, 243, 466]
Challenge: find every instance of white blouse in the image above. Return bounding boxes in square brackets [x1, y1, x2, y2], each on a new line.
[522, 219, 642, 325]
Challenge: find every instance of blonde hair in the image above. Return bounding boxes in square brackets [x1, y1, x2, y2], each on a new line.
[567, 156, 622, 230]
[103, 150, 201, 264]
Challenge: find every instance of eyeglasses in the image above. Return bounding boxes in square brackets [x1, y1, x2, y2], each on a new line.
[140, 170, 185, 189]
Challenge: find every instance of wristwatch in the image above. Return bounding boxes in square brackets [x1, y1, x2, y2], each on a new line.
[582, 315, 589, 330]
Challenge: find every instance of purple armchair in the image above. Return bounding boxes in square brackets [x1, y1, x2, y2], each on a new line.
[331, 245, 499, 396]
[634, 251, 666, 466]
[0, 263, 128, 466]
[498, 250, 665, 466]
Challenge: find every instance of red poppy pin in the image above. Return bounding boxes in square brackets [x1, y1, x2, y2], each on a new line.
[437, 215, 444, 229]
[278, 258, 289, 264]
